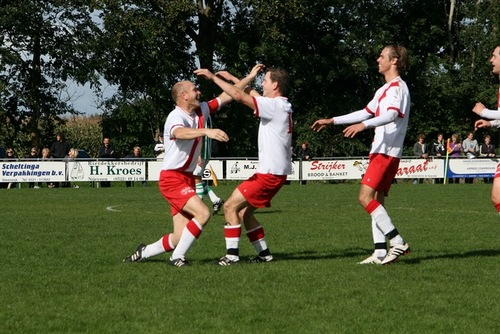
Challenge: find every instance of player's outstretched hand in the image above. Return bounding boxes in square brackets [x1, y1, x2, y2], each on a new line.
[194, 68, 214, 81]
[343, 123, 366, 138]
[474, 119, 491, 130]
[472, 102, 486, 116]
[249, 64, 265, 77]
[215, 70, 239, 84]
[311, 118, 333, 132]
[206, 128, 229, 142]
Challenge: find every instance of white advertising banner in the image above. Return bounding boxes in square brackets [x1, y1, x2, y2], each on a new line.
[396, 158, 444, 179]
[1, 161, 66, 182]
[147, 161, 162, 181]
[226, 160, 259, 180]
[302, 159, 366, 180]
[79, 161, 146, 182]
[448, 158, 498, 177]
[301, 158, 446, 180]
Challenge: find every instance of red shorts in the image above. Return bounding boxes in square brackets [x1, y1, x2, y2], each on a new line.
[495, 164, 500, 179]
[237, 173, 287, 208]
[361, 153, 400, 195]
[158, 170, 196, 217]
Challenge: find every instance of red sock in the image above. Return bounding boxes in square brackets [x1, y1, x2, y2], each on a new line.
[162, 234, 174, 252]
[495, 203, 500, 213]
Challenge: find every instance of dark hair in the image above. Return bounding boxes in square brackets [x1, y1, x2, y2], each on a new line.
[267, 67, 290, 96]
[386, 44, 409, 74]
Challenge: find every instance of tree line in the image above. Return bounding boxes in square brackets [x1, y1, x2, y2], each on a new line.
[1, 0, 499, 158]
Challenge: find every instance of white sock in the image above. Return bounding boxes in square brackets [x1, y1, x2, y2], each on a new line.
[371, 205, 403, 246]
[171, 219, 202, 260]
[142, 237, 168, 258]
[371, 219, 387, 258]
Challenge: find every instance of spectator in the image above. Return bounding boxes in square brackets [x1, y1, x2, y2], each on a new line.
[412, 134, 428, 184]
[2, 148, 18, 189]
[295, 142, 311, 161]
[431, 133, 446, 183]
[480, 135, 496, 183]
[41, 148, 56, 188]
[462, 131, 479, 184]
[448, 134, 462, 183]
[153, 133, 165, 160]
[431, 133, 446, 158]
[26, 147, 40, 188]
[295, 141, 311, 185]
[50, 133, 69, 159]
[99, 137, 115, 187]
[125, 146, 146, 187]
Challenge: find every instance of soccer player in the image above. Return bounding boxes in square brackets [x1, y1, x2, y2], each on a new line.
[472, 44, 500, 213]
[193, 114, 224, 215]
[195, 64, 293, 265]
[311, 45, 411, 265]
[123, 72, 256, 267]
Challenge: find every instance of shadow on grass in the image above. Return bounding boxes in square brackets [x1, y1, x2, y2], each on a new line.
[403, 248, 500, 265]
[197, 248, 370, 265]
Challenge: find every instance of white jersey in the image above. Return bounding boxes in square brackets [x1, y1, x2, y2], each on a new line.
[253, 96, 293, 175]
[162, 98, 220, 172]
[480, 86, 500, 127]
[333, 76, 410, 158]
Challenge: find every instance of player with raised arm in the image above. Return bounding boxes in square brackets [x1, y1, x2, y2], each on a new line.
[195, 64, 293, 265]
[472, 44, 500, 213]
[311, 45, 411, 265]
[123, 71, 256, 267]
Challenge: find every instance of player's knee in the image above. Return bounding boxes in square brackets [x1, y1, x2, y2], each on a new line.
[196, 206, 211, 225]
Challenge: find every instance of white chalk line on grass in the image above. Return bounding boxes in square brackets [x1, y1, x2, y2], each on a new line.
[106, 206, 122, 212]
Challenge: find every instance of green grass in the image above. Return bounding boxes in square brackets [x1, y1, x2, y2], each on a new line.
[1, 182, 500, 333]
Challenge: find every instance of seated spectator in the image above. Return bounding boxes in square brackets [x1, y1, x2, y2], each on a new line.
[412, 134, 428, 184]
[2, 148, 18, 189]
[26, 147, 40, 188]
[125, 146, 146, 187]
[448, 134, 462, 183]
[480, 135, 496, 184]
[40, 148, 56, 188]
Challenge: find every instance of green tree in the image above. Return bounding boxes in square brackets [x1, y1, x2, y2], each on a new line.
[0, 0, 99, 154]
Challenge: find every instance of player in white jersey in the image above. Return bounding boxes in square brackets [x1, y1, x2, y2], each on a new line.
[472, 45, 500, 214]
[195, 64, 293, 265]
[124, 73, 255, 267]
[311, 45, 411, 265]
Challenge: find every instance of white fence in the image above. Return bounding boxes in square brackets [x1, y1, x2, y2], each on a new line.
[1, 157, 497, 183]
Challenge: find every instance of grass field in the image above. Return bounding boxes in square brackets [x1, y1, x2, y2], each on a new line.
[1, 181, 500, 333]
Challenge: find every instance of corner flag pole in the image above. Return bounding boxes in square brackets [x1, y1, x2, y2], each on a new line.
[209, 165, 219, 186]
[443, 138, 451, 185]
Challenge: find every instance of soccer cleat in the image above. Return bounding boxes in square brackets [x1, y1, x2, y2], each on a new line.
[381, 243, 410, 265]
[123, 244, 146, 262]
[358, 254, 383, 265]
[217, 255, 240, 266]
[248, 255, 273, 263]
[212, 199, 224, 215]
[168, 257, 190, 267]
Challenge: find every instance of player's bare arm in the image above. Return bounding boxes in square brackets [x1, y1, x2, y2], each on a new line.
[472, 102, 486, 115]
[474, 119, 491, 130]
[343, 123, 367, 138]
[195, 68, 256, 110]
[311, 118, 334, 132]
[173, 127, 229, 142]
